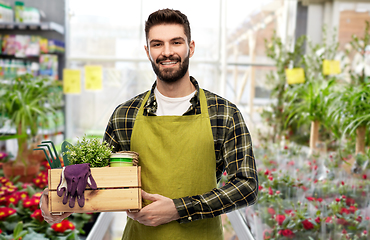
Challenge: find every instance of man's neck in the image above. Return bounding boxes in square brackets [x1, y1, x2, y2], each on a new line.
[156, 74, 195, 98]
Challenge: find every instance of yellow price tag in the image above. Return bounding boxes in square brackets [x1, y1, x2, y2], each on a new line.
[85, 65, 103, 90]
[323, 60, 341, 75]
[63, 69, 81, 94]
[285, 68, 305, 84]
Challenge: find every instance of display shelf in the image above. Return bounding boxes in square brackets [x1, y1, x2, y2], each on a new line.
[0, 22, 64, 35]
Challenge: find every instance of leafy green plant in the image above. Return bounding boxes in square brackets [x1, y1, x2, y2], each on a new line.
[283, 26, 344, 153]
[331, 21, 370, 156]
[65, 136, 113, 168]
[262, 32, 306, 143]
[0, 74, 62, 167]
[341, 84, 370, 154]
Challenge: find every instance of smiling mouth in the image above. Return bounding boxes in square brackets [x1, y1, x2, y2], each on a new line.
[161, 61, 178, 65]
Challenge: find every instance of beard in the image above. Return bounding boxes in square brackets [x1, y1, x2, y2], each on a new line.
[150, 52, 190, 83]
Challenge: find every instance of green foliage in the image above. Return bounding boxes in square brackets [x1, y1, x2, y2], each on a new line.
[262, 32, 307, 142]
[65, 136, 113, 168]
[0, 74, 63, 165]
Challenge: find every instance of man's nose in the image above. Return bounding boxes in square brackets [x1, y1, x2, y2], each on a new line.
[162, 43, 173, 57]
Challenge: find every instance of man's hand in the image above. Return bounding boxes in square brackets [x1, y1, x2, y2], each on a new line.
[126, 190, 180, 227]
[40, 188, 73, 224]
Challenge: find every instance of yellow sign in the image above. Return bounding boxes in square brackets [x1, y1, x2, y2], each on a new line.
[285, 68, 305, 84]
[323, 60, 341, 75]
[63, 69, 81, 94]
[85, 65, 102, 90]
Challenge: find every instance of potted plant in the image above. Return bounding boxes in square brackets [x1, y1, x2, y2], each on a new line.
[0, 74, 63, 182]
[64, 135, 113, 168]
[284, 27, 343, 155]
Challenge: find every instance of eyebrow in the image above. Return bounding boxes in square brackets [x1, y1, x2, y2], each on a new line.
[149, 37, 186, 44]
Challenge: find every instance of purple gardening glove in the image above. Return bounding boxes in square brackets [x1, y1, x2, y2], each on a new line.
[57, 163, 97, 208]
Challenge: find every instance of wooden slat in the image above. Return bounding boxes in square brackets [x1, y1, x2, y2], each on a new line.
[49, 166, 139, 190]
[49, 188, 141, 213]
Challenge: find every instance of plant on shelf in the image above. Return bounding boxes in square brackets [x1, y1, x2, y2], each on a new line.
[284, 26, 343, 154]
[0, 74, 63, 182]
[344, 21, 370, 155]
[329, 21, 370, 173]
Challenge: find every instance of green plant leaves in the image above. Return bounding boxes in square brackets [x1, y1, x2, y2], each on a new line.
[65, 136, 113, 168]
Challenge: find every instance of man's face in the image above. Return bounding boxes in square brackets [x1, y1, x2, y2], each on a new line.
[145, 24, 195, 83]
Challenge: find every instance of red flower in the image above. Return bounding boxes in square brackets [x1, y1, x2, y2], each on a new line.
[337, 218, 349, 226]
[302, 219, 314, 230]
[340, 208, 350, 214]
[275, 190, 280, 194]
[268, 175, 273, 181]
[316, 198, 323, 203]
[264, 169, 270, 175]
[32, 192, 43, 200]
[325, 217, 332, 223]
[0, 207, 16, 220]
[341, 181, 345, 185]
[335, 198, 341, 202]
[276, 215, 285, 225]
[348, 205, 357, 213]
[23, 198, 40, 211]
[278, 229, 294, 238]
[16, 191, 29, 200]
[5, 194, 20, 206]
[267, 207, 275, 216]
[315, 217, 321, 223]
[31, 209, 44, 222]
[0, 177, 9, 184]
[363, 174, 367, 180]
[284, 209, 293, 215]
[258, 186, 263, 191]
[51, 219, 75, 233]
[268, 187, 273, 195]
[345, 197, 355, 206]
[306, 197, 315, 202]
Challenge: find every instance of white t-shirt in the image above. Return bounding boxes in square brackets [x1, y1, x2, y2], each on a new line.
[154, 87, 196, 116]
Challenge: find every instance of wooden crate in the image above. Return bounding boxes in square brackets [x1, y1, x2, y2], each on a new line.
[48, 166, 142, 214]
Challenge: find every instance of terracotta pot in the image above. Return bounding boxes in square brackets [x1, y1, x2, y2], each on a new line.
[2, 162, 40, 183]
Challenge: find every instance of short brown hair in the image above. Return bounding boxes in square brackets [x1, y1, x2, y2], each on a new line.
[145, 8, 191, 44]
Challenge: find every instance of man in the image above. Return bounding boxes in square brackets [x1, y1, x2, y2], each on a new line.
[41, 8, 258, 240]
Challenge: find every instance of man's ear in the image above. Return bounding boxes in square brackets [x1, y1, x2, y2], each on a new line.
[144, 45, 151, 61]
[189, 40, 195, 58]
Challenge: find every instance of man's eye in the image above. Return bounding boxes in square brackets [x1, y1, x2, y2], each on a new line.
[152, 43, 161, 47]
[174, 42, 181, 45]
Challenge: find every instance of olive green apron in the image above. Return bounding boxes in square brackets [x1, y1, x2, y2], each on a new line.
[122, 89, 223, 240]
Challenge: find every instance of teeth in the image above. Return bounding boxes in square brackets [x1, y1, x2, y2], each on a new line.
[161, 61, 177, 65]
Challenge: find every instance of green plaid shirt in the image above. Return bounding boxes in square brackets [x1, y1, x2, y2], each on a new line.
[103, 77, 258, 224]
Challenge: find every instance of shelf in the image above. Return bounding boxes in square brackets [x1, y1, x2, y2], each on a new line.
[0, 22, 64, 35]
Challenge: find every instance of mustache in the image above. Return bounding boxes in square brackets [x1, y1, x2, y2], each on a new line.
[156, 56, 181, 64]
